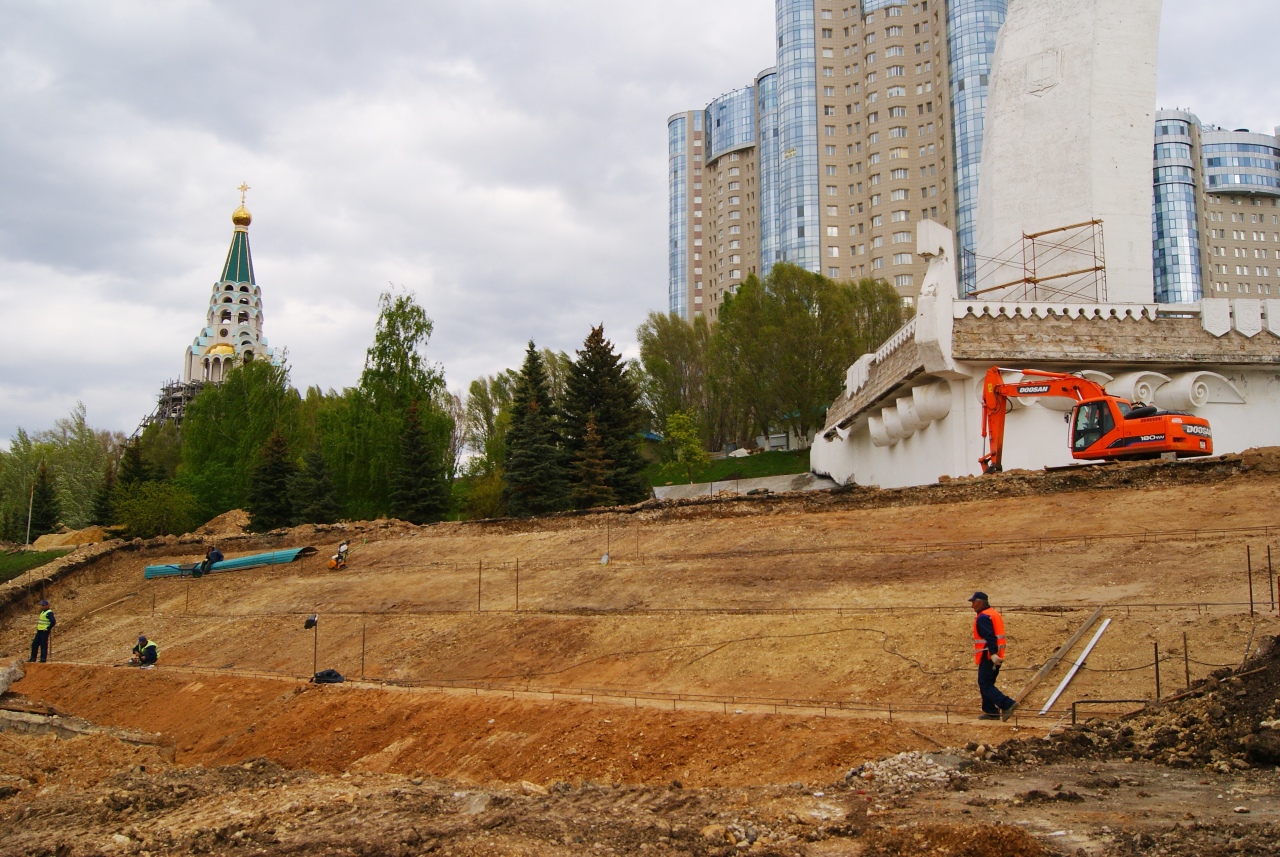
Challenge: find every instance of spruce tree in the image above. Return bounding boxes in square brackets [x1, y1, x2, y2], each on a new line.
[28, 462, 60, 540]
[571, 416, 617, 509]
[390, 401, 450, 524]
[563, 325, 648, 504]
[90, 465, 117, 526]
[291, 444, 341, 525]
[246, 430, 297, 532]
[503, 342, 570, 517]
[117, 442, 154, 487]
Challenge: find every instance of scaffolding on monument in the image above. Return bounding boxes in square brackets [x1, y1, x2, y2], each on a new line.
[133, 379, 206, 438]
[963, 219, 1108, 303]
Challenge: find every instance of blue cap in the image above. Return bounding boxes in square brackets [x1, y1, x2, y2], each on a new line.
[40, 600, 49, 606]
[967, 592, 988, 603]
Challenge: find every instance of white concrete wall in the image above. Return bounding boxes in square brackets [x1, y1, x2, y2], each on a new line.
[974, 0, 1162, 304]
[811, 363, 1275, 490]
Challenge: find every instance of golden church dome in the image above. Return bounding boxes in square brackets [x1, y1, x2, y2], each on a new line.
[232, 204, 252, 227]
[208, 343, 236, 355]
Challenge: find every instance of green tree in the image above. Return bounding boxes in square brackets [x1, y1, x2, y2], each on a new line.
[540, 348, 573, 412]
[291, 444, 340, 525]
[360, 289, 444, 409]
[456, 469, 506, 520]
[711, 265, 906, 445]
[27, 462, 60, 541]
[0, 429, 44, 541]
[90, 465, 117, 526]
[181, 360, 301, 517]
[570, 416, 617, 509]
[710, 273, 777, 444]
[138, 421, 183, 481]
[390, 400, 450, 524]
[847, 277, 909, 358]
[113, 481, 202, 539]
[40, 403, 115, 529]
[463, 371, 518, 475]
[117, 441, 155, 488]
[246, 430, 298, 532]
[563, 325, 648, 505]
[663, 411, 709, 484]
[503, 343, 570, 517]
[636, 311, 712, 434]
[318, 289, 452, 520]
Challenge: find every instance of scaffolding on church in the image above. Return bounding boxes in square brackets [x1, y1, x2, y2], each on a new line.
[133, 379, 206, 438]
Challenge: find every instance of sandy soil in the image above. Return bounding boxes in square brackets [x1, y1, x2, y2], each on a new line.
[1, 457, 1279, 854]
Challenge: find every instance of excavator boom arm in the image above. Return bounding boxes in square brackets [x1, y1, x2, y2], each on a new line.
[979, 367, 1111, 473]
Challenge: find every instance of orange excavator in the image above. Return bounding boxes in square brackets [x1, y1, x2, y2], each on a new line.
[979, 367, 1213, 474]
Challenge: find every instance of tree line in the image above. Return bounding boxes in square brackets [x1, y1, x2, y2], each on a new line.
[0, 264, 906, 538]
[637, 264, 904, 452]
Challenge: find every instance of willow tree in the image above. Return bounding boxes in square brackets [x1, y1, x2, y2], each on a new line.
[711, 265, 905, 444]
[319, 289, 453, 520]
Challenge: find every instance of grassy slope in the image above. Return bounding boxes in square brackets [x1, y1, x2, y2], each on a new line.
[645, 448, 810, 487]
[0, 550, 70, 584]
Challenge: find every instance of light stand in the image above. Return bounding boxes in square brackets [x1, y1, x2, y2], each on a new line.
[304, 614, 318, 678]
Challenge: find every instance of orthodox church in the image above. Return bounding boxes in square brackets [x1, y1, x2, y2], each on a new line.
[181, 185, 278, 383]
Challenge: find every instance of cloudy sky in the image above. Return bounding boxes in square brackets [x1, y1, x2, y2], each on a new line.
[1, 0, 1276, 444]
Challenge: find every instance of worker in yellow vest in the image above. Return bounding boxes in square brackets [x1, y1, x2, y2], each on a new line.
[969, 591, 1016, 721]
[29, 599, 55, 663]
[130, 635, 158, 668]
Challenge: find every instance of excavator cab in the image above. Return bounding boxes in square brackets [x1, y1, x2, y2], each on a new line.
[1070, 400, 1114, 452]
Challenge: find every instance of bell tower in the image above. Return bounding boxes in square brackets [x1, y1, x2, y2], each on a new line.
[182, 184, 278, 383]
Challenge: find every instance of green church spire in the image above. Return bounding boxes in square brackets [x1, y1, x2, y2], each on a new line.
[220, 181, 256, 284]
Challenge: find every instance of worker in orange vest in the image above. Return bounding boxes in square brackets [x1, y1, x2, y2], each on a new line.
[969, 592, 1016, 721]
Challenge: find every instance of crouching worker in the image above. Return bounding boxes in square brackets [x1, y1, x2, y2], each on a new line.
[328, 540, 349, 570]
[196, 545, 224, 577]
[130, 635, 158, 668]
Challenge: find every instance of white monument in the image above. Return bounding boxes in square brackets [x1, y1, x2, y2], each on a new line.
[974, 0, 1162, 304]
[811, 0, 1279, 489]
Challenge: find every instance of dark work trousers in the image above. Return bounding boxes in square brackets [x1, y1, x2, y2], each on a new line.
[30, 629, 50, 663]
[977, 657, 1014, 715]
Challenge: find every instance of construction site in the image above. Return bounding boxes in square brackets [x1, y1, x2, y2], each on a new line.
[2, 451, 1279, 856]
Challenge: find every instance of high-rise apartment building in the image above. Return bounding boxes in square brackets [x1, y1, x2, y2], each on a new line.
[1153, 110, 1280, 304]
[669, 0, 1007, 321]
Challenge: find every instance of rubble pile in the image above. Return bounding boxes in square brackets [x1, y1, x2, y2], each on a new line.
[859, 822, 1055, 857]
[847, 751, 971, 795]
[999, 635, 1280, 772]
[1108, 822, 1280, 857]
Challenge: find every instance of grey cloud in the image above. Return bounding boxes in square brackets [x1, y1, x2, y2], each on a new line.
[3, 0, 1273, 446]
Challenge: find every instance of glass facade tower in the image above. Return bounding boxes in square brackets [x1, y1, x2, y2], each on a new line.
[668, 0, 1008, 318]
[757, 70, 780, 279]
[946, 0, 1007, 295]
[667, 114, 689, 317]
[1152, 110, 1203, 303]
[1151, 110, 1280, 302]
[776, 0, 819, 272]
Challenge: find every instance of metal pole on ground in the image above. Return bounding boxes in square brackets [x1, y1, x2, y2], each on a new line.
[1183, 632, 1190, 689]
[1247, 545, 1255, 617]
[477, 560, 482, 612]
[361, 622, 366, 680]
[515, 558, 519, 612]
[1154, 642, 1161, 701]
[1269, 545, 1275, 613]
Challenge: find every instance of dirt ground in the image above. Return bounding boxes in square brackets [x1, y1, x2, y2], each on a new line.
[2, 456, 1280, 854]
